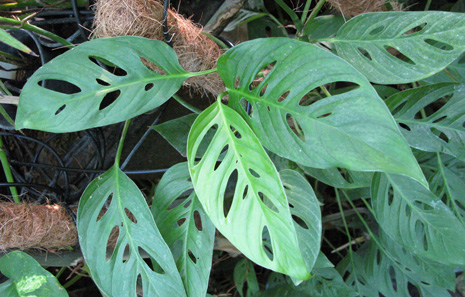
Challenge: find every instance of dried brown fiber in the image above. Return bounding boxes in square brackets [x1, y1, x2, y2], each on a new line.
[326, 0, 403, 18]
[0, 202, 77, 251]
[93, 0, 225, 97]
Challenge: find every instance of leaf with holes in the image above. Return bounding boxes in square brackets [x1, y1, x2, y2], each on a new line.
[371, 172, 465, 266]
[16, 36, 191, 132]
[151, 162, 215, 297]
[337, 231, 455, 297]
[187, 101, 309, 280]
[218, 38, 426, 187]
[77, 166, 186, 297]
[0, 251, 68, 297]
[386, 82, 465, 162]
[332, 11, 465, 84]
[300, 166, 372, 189]
[280, 170, 321, 273]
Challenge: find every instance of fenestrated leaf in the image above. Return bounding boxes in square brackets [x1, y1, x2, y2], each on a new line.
[386, 82, 465, 162]
[337, 231, 455, 297]
[16, 36, 192, 132]
[187, 101, 309, 280]
[77, 166, 186, 297]
[151, 162, 215, 297]
[423, 52, 465, 83]
[332, 11, 465, 84]
[0, 251, 68, 297]
[218, 38, 426, 186]
[300, 166, 372, 189]
[280, 169, 321, 273]
[371, 172, 465, 266]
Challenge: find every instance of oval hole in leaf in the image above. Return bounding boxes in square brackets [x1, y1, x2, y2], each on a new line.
[432, 115, 447, 124]
[183, 199, 192, 208]
[214, 144, 229, 171]
[122, 244, 130, 263]
[106, 226, 119, 262]
[262, 226, 274, 261]
[195, 124, 218, 164]
[193, 210, 203, 231]
[39, 79, 81, 94]
[96, 194, 113, 221]
[240, 98, 252, 117]
[249, 168, 260, 178]
[430, 127, 449, 143]
[384, 46, 415, 65]
[415, 93, 450, 119]
[292, 215, 309, 229]
[369, 26, 384, 35]
[230, 125, 242, 139]
[278, 90, 290, 103]
[316, 112, 332, 119]
[55, 104, 66, 115]
[413, 200, 434, 211]
[259, 84, 268, 97]
[234, 76, 241, 88]
[96, 78, 111, 86]
[399, 122, 411, 131]
[248, 61, 276, 91]
[286, 113, 305, 141]
[223, 169, 238, 218]
[403, 22, 427, 35]
[145, 83, 154, 91]
[424, 39, 453, 51]
[188, 249, 197, 264]
[458, 53, 465, 65]
[242, 185, 249, 200]
[99, 90, 121, 110]
[138, 246, 165, 274]
[124, 208, 137, 224]
[140, 56, 165, 75]
[89, 56, 127, 76]
[258, 192, 279, 213]
[177, 218, 186, 227]
[358, 47, 372, 61]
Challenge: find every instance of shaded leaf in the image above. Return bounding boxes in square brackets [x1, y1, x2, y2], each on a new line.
[0, 29, 34, 54]
[304, 15, 345, 40]
[300, 166, 372, 189]
[77, 166, 186, 297]
[386, 82, 465, 162]
[16, 36, 191, 132]
[371, 172, 465, 266]
[233, 258, 259, 297]
[0, 251, 68, 297]
[333, 11, 465, 84]
[187, 101, 309, 279]
[152, 162, 215, 297]
[218, 37, 426, 186]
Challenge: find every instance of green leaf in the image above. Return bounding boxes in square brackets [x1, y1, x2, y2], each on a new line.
[422, 52, 465, 83]
[333, 11, 465, 84]
[77, 166, 186, 297]
[0, 251, 68, 297]
[233, 258, 259, 297]
[218, 37, 426, 186]
[280, 169, 321, 273]
[151, 162, 215, 297]
[16, 36, 191, 132]
[0, 29, 34, 54]
[300, 166, 372, 189]
[386, 82, 465, 162]
[338, 232, 455, 297]
[303, 15, 345, 40]
[187, 101, 309, 280]
[371, 172, 465, 266]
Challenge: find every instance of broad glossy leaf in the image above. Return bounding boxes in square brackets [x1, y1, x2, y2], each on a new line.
[16, 36, 191, 132]
[423, 52, 465, 83]
[333, 12, 465, 84]
[371, 172, 465, 266]
[338, 232, 455, 297]
[300, 166, 372, 189]
[0, 251, 68, 297]
[77, 166, 186, 297]
[303, 15, 344, 40]
[152, 162, 215, 297]
[386, 82, 465, 162]
[218, 38, 426, 186]
[187, 101, 309, 279]
[280, 169, 321, 272]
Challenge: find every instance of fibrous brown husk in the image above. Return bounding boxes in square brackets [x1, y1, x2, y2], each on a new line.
[0, 202, 77, 250]
[327, 0, 403, 18]
[93, 0, 225, 97]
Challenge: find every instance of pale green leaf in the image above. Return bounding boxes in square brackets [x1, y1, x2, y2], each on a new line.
[218, 37, 426, 186]
[152, 162, 215, 297]
[16, 36, 191, 132]
[187, 101, 309, 280]
[77, 166, 186, 297]
[0, 251, 68, 297]
[386, 82, 465, 162]
[333, 11, 465, 84]
[371, 172, 465, 266]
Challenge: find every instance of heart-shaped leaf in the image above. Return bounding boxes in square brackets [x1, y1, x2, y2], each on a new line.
[333, 11, 465, 84]
[371, 172, 465, 266]
[386, 82, 465, 162]
[218, 37, 426, 186]
[77, 166, 186, 297]
[152, 162, 215, 297]
[187, 101, 309, 280]
[0, 251, 68, 297]
[16, 36, 192, 132]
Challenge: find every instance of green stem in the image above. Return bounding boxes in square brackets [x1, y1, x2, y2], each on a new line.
[191, 68, 218, 77]
[424, 0, 432, 11]
[55, 267, 67, 280]
[202, 31, 229, 49]
[443, 69, 458, 82]
[0, 136, 19, 202]
[172, 94, 202, 114]
[63, 274, 83, 289]
[300, 0, 313, 23]
[274, 0, 303, 32]
[115, 120, 131, 168]
[320, 85, 331, 97]
[0, 17, 73, 48]
[303, 0, 326, 30]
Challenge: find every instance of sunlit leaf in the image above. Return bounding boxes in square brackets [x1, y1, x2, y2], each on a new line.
[77, 166, 186, 297]
[187, 100, 309, 280]
[333, 12, 465, 84]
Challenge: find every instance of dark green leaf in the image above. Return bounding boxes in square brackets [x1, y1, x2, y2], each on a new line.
[152, 162, 215, 297]
[152, 114, 198, 157]
[300, 166, 372, 189]
[234, 258, 259, 297]
[303, 15, 345, 40]
[77, 166, 186, 297]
